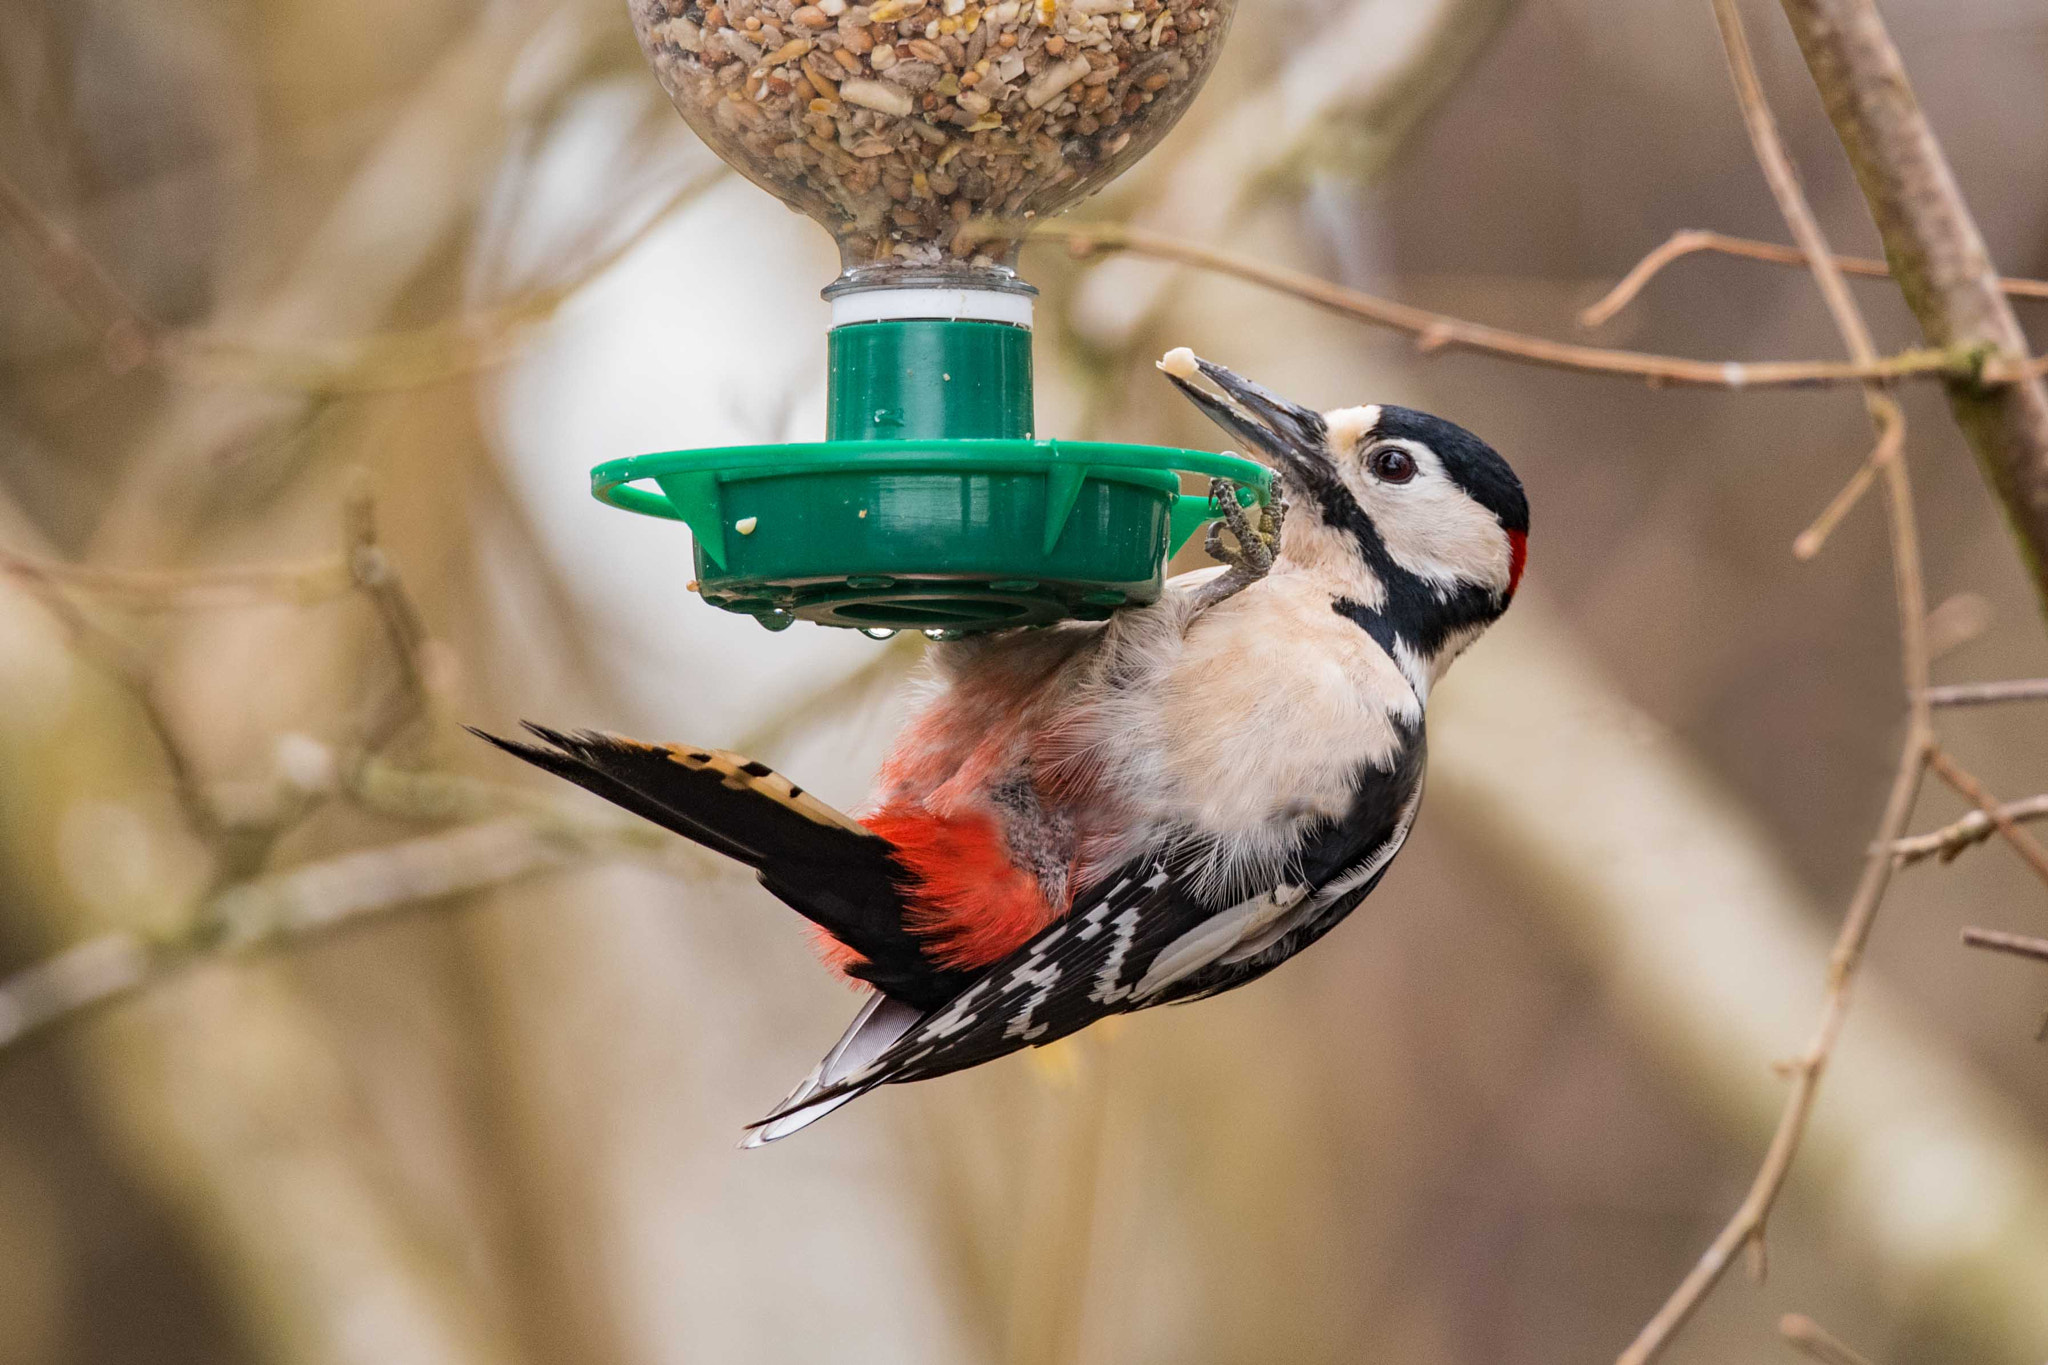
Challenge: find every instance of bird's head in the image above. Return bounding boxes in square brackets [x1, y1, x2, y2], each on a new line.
[1161, 349, 1528, 681]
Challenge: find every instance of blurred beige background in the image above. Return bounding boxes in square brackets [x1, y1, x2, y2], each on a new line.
[2, 1, 2046, 1362]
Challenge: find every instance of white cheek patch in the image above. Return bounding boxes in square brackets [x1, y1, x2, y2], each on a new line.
[1342, 443, 1511, 593]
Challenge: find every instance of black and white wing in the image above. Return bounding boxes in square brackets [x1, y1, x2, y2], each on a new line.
[748, 744, 1427, 1140]
[1146, 739, 1426, 1006]
[747, 851, 1222, 1140]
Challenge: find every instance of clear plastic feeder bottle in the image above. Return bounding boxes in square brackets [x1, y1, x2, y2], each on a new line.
[596, 0, 1264, 634]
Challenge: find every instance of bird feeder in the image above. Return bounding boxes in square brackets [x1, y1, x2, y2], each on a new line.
[599, 0, 1264, 633]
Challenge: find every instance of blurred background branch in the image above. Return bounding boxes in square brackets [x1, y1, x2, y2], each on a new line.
[1779, 1313, 1880, 1365]
[1616, 1, 1929, 1354]
[1778, 0, 2048, 616]
[1961, 927, 2048, 966]
[1578, 228, 2048, 330]
[1043, 221, 2046, 389]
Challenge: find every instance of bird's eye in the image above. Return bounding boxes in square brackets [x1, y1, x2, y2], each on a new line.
[1368, 446, 1417, 484]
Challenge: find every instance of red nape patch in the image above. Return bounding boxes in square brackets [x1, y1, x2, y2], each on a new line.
[1506, 529, 1529, 598]
[864, 806, 1066, 971]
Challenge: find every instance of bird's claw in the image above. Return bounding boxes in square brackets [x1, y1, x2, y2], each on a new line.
[1189, 479, 1288, 614]
[1202, 478, 1286, 576]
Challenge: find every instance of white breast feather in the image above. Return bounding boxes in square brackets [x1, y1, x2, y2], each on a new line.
[922, 557, 1420, 901]
[1041, 573, 1416, 898]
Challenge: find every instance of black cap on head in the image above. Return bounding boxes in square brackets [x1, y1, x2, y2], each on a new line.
[1371, 406, 1528, 536]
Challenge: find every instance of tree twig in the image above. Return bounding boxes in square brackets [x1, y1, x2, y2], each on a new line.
[1890, 794, 2048, 865]
[1779, 0, 2048, 616]
[342, 479, 437, 755]
[1961, 927, 2048, 965]
[0, 165, 161, 372]
[1615, 5, 1933, 1361]
[1921, 677, 2048, 708]
[1792, 415, 1899, 559]
[0, 795, 725, 1056]
[1580, 228, 2048, 328]
[1036, 222, 2048, 391]
[0, 154, 728, 398]
[0, 545, 352, 609]
[1779, 1313, 1878, 1365]
[165, 163, 729, 395]
[3, 563, 229, 842]
[1927, 748, 2048, 888]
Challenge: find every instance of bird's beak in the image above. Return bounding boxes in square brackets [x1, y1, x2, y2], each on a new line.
[1161, 353, 1331, 484]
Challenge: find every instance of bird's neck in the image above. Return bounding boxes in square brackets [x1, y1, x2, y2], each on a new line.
[1276, 499, 1507, 690]
[1315, 563, 1503, 706]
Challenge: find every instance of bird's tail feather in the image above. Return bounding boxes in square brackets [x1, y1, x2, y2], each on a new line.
[741, 992, 923, 1147]
[469, 723, 870, 867]
[469, 724, 956, 1004]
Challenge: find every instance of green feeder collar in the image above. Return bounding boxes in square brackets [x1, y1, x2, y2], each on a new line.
[590, 314, 1273, 634]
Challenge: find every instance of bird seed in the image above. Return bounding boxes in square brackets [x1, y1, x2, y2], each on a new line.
[633, 0, 1228, 275]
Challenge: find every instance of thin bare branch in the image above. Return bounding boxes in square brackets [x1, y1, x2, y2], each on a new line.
[1793, 416, 1899, 559]
[4, 564, 229, 841]
[0, 792, 726, 1056]
[341, 479, 437, 754]
[165, 164, 730, 395]
[1779, 1314, 1878, 1365]
[1922, 677, 2048, 708]
[0, 547, 905, 1053]
[1961, 927, 2048, 965]
[0, 934, 149, 1051]
[2, 157, 724, 397]
[1037, 222, 2048, 391]
[1616, 5, 1933, 1362]
[1779, 0, 2048, 616]
[1928, 748, 2048, 888]
[1580, 229, 2048, 328]
[1715, 5, 1877, 364]
[0, 545, 352, 609]
[1890, 794, 2048, 865]
[0, 166, 160, 372]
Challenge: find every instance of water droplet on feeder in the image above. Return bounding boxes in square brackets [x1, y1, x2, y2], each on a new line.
[860, 628, 898, 640]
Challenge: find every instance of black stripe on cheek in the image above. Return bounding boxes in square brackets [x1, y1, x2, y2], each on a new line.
[1332, 597, 1402, 660]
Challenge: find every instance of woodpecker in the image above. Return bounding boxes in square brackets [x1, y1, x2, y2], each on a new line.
[475, 352, 1527, 1145]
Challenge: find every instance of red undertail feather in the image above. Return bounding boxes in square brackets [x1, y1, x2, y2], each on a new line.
[1506, 529, 1529, 598]
[810, 928, 869, 980]
[863, 806, 1066, 971]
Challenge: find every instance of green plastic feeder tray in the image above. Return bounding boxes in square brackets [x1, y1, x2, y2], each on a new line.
[591, 314, 1271, 635]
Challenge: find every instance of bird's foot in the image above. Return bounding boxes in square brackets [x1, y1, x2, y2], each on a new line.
[1190, 479, 1287, 613]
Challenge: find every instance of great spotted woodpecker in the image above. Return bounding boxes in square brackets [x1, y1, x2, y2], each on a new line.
[475, 352, 1528, 1145]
